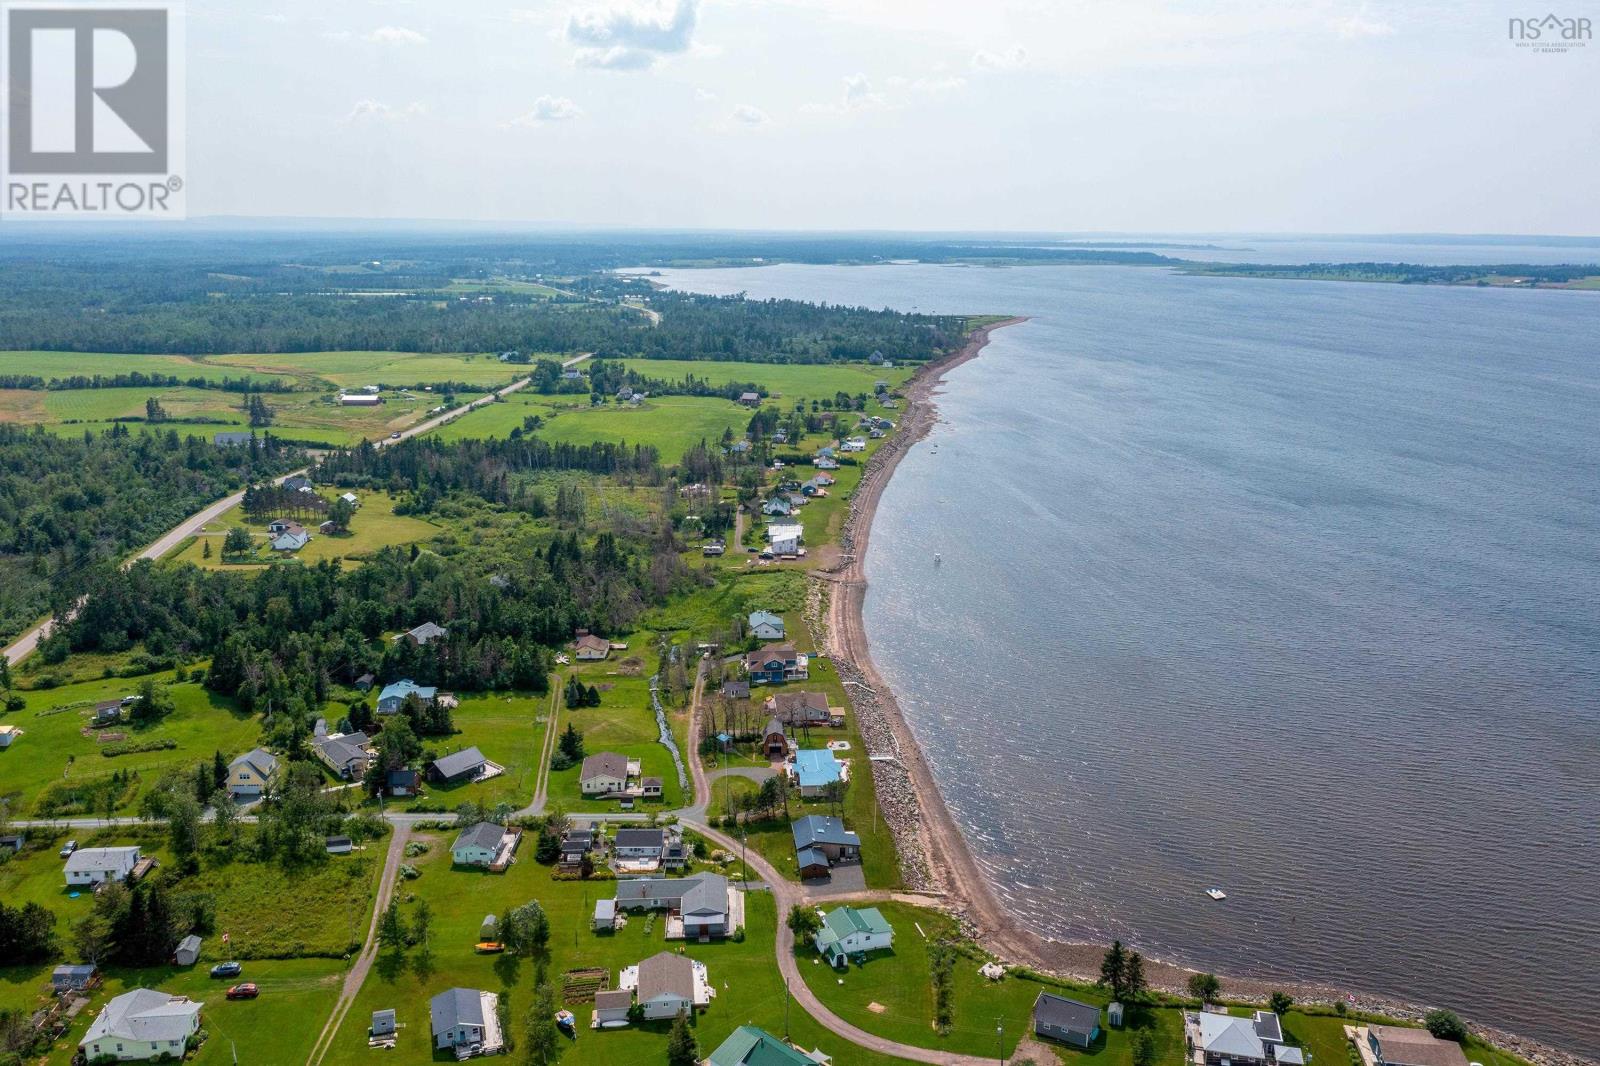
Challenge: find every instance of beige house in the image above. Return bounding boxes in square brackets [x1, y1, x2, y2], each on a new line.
[227, 748, 278, 799]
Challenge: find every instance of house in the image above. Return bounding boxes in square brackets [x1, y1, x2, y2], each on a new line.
[429, 987, 502, 1053]
[611, 827, 665, 864]
[628, 951, 711, 1019]
[80, 989, 203, 1062]
[398, 621, 447, 646]
[1368, 1025, 1470, 1066]
[813, 906, 894, 965]
[612, 874, 731, 939]
[371, 1010, 397, 1039]
[729, 439, 752, 456]
[662, 837, 689, 870]
[325, 836, 353, 855]
[266, 518, 303, 536]
[720, 680, 751, 701]
[385, 768, 421, 796]
[51, 964, 98, 992]
[213, 431, 252, 447]
[766, 690, 834, 728]
[339, 393, 383, 406]
[580, 752, 631, 796]
[814, 455, 839, 470]
[766, 521, 804, 556]
[312, 731, 372, 779]
[738, 391, 762, 407]
[377, 679, 437, 714]
[339, 492, 360, 507]
[92, 699, 123, 725]
[173, 935, 202, 966]
[593, 898, 618, 932]
[227, 748, 278, 798]
[574, 633, 611, 661]
[793, 749, 844, 797]
[1186, 1010, 1299, 1066]
[283, 475, 314, 493]
[560, 826, 598, 868]
[745, 643, 808, 685]
[762, 496, 792, 517]
[642, 776, 663, 799]
[707, 1027, 817, 1066]
[270, 530, 310, 552]
[430, 746, 491, 784]
[1033, 993, 1102, 1048]
[747, 610, 786, 640]
[64, 846, 141, 886]
[761, 717, 790, 759]
[451, 821, 514, 868]
[791, 815, 860, 874]
[593, 988, 632, 1025]
[0, 723, 19, 748]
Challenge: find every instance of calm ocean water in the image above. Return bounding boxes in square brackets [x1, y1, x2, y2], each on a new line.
[650, 259, 1600, 1056]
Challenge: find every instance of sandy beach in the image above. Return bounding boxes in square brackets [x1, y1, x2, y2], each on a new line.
[816, 317, 1589, 1066]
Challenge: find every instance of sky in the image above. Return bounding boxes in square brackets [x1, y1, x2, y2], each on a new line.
[172, 0, 1597, 232]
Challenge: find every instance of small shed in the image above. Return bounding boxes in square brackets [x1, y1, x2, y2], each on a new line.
[174, 934, 203, 966]
[479, 915, 498, 941]
[0, 832, 25, 854]
[51, 964, 98, 992]
[593, 898, 617, 931]
[371, 1009, 397, 1037]
[1108, 1001, 1125, 1028]
[325, 836, 353, 855]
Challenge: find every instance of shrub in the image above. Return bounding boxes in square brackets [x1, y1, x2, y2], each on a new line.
[1424, 1010, 1467, 1043]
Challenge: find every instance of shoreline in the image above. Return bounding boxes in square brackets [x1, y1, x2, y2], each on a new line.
[816, 318, 1592, 1066]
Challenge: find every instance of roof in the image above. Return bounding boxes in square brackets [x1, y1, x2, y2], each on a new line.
[325, 836, 352, 847]
[54, 964, 98, 979]
[271, 531, 310, 550]
[176, 934, 202, 953]
[1253, 1011, 1284, 1043]
[721, 680, 751, 699]
[769, 691, 829, 719]
[817, 906, 892, 947]
[796, 846, 829, 869]
[594, 899, 616, 919]
[81, 989, 201, 1047]
[1033, 993, 1101, 1036]
[748, 610, 784, 630]
[387, 768, 419, 786]
[452, 821, 506, 853]
[65, 846, 140, 874]
[581, 751, 629, 781]
[745, 643, 797, 669]
[763, 717, 786, 738]
[708, 1026, 817, 1066]
[429, 987, 487, 1036]
[595, 989, 631, 1009]
[314, 733, 369, 769]
[792, 815, 860, 850]
[636, 951, 696, 1002]
[1370, 1026, 1471, 1066]
[1195, 1013, 1267, 1061]
[794, 749, 842, 788]
[378, 679, 437, 704]
[432, 746, 487, 779]
[404, 621, 447, 644]
[575, 633, 611, 654]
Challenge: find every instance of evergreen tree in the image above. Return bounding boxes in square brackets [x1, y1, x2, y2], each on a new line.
[667, 1009, 698, 1066]
[1099, 941, 1127, 996]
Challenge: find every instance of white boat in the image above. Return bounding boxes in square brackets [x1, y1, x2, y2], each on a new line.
[1206, 888, 1227, 901]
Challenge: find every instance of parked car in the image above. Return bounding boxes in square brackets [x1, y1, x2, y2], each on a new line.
[389, 432, 402, 439]
[59, 840, 78, 858]
[225, 984, 259, 1000]
[210, 961, 242, 978]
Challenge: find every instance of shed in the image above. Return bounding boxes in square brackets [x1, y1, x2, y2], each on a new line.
[325, 836, 353, 855]
[480, 915, 499, 940]
[1108, 1001, 1125, 1028]
[51, 964, 98, 992]
[594, 898, 618, 931]
[371, 1009, 397, 1037]
[173, 934, 203, 966]
[796, 847, 831, 880]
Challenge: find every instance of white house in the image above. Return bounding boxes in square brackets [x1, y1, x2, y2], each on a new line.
[429, 988, 502, 1054]
[747, 611, 786, 641]
[813, 906, 894, 965]
[65, 846, 141, 887]
[767, 521, 803, 555]
[580, 752, 631, 796]
[80, 989, 202, 1062]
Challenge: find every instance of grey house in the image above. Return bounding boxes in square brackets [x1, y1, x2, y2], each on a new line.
[612, 873, 732, 938]
[1033, 993, 1102, 1048]
[429, 987, 501, 1052]
[792, 815, 861, 875]
[430, 746, 488, 784]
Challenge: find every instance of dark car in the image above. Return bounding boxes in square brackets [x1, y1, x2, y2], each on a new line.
[210, 961, 242, 978]
[225, 983, 259, 1000]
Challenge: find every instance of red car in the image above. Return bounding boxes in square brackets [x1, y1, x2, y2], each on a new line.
[225, 984, 259, 1000]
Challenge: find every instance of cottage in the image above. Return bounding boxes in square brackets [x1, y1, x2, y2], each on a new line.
[761, 717, 790, 759]
[1186, 1010, 1299, 1066]
[580, 752, 632, 796]
[747, 610, 786, 640]
[738, 391, 761, 407]
[173, 935, 203, 966]
[398, 621, 447, 647]
[708, 1027, 818, 1066]
[270, 530, 310, 552]
[594, 988, 632, 1025]
[641, 776, 663, 799]
[629, 951, 711, 1019]
[92, 699, 123, 726]
[312, 731, 371, 779]
[451, 821, 513, 868]
[593, 898, 618, 932]
[611, 827, 666, 865]
[663, 837, 690, 870]
[429, 987, 502, 1053]
[720, 680, 751, 701]
[371, 1009, 397, 1039]
[744, 643, 808, 685]
[766, 690, 834, 728]
[227, 748, 278, 798]
[814, 455, 839, 470]
[80, 990, 203, 1062]
[1033, 993, 1102, 1048]
[612, 874, 732, 939]
[430, 746, 492, 785]
[377, 679, 437, 715]
[574, 633, 611, 661]
[791, 815, 861, 873]
[761, 496, 792, 517]
[814, 906, 894, 964]
[51, 964, 98, 992]
[64, 846, 141, 886]
[766, 521, 804, 556]
[355, 672, 375, 693]
[1367, 1025, 1470, 1066]
[793, 749, 844, 797]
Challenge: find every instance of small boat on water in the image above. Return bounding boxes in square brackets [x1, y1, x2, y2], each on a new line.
[934, 553, 941, 566]
[1206, 888, 1227, 901]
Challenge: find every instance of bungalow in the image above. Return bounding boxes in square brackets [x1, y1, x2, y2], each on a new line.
[270, 529, 310, 552]
[642, 776, 663, 799]
[627, 952, 711, 1020]
[51, 964, 98, 992]
[1033, 993, 1102, 1048]
[707, 1027, 817, 1066]
[385, 768, 420, 796]
[580, 752, 632, 796]
[1367, 1025, 1470, 1066]
[793, 749, 844, 798]
[574, 633, 611, 661]
[376, 679, 436, 715]
[451, 821, 513, 868]
[612, 827, 666, 862]
[1186, 1010, 1299, 1066]
[64, 846, 141, 887]
[397, 621, 447, 647]
[814, 455, 839, 470]
[747, 610, 786, 640]
[761, 717, 790, 759]
[738, 391, 762, 407]
[791, 815, 860, 872]
[227, 748, 278, 798]
[720, 680, 751, 701]
[312, 731, 371, 779]
[814, 906, 893, 965]
[266, 518, 304, 536]
[173, 935, 202, 966]
[745, 643, 808, 685]
[429, 987, 502, 1054]
[613, 874, 732, 939]
[430, 746, 491, 785]
[766, 690, 834, 728]
[80, 989, 202, 1062]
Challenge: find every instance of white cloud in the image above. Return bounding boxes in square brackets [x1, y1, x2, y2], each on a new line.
[694, 87, 718, 103]
[1334, 10, 1394, 38]
[509, 95, 583, 125]
[971, 45, 1026, 71]
[366, 25, 428, 45]
[731, 104, 768, 125]
[345, 99, 427, 123]
[566, 0, 697, 71]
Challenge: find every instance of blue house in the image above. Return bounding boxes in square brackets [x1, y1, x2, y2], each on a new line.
[793, 750, 843, 797]
[743, 643, 806, 685]
[377, 680, 437, 715]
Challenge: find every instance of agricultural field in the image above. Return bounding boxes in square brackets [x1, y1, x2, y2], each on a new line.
[166, 490, 441, 570]
[427, 391, 573, 442]
[619, 359, 913, 404]
[0, 674, 259, 818]
[0, 351, 294, 386]
[535, 395, 752, 458]
[205, 350, 528, 391]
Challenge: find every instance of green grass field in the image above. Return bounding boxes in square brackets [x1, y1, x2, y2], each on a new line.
[535, 396, 752, 460]
[0, 351, 294, 386]
[393, 690, 553, 813]
[544, 661, 688, 814]
[166, 490, 442, 570]
[427, 391, 572, 442]
[206, 351, 529, 390]
[618, 360, 912, 403]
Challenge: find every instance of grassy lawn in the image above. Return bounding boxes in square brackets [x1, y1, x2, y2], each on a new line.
[617, 360, 912, 404]
[0, 674, 258, 817]
[206, 351, 526, 391]
[186, 851, 381, 959]
[392, 691, 553, 812]
[428, 391, 572, 442]
[545, 662, 687, 814]
[166, 490, 441, 570]
[0, 352, 294, 386]
[535, 396, 753, 459]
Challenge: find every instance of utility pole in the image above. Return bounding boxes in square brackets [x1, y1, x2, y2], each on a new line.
[996, 1019, 1004, 1066]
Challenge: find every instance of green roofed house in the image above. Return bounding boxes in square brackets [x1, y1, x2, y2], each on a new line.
[707, 1025, 818, 1066]
[813, 905, 894, 966]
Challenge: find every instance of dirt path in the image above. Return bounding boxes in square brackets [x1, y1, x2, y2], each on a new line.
[306, 821, 413, 1066]
[685, 657, 713, 814]
[526, 679, 565, 816]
